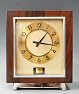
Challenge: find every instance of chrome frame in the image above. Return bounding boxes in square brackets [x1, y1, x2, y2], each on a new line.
[13, 17, 66, 78]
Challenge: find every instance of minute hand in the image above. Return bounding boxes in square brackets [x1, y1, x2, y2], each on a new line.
[36, 32, 48, 47]
[33, 41, 56, 46]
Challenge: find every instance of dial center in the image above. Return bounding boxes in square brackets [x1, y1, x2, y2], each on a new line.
[26, 30, 52, 56]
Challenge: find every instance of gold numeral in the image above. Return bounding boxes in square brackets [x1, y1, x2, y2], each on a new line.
[19, 41, 23, 45]
[52, 50, 56, 53]
[46, 55, 50, 60]
[37, 23, 41, 29]
[29, 55, 33, 60]
[54, 41, 59, 45]
[28, 25, 32, 31]
[37, 58, 41, 62]
[51, 32, 56, 36]
[46, 26, 49, 30]
[22, 32, 26, 37]
[22, 50, 26, 54]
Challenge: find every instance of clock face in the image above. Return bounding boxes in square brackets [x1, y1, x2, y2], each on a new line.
[18, 22, 60, 64]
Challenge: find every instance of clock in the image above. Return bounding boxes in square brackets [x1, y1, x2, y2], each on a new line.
[7, 11, 73, 83]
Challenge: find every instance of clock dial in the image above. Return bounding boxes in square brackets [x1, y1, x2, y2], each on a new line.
[18, 22, 60, 64]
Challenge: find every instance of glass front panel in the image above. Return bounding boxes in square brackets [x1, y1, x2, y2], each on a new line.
[14, 17, 65, 78]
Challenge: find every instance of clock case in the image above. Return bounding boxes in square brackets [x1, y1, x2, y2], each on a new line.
[7, 11, 73, 83]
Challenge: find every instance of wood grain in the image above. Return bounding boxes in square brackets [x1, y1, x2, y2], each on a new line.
[6, 11, 73, 83]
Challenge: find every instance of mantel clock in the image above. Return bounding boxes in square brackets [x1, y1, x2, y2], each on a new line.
[7, 11, 73, 84]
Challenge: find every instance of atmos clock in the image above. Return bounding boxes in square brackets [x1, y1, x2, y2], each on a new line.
[7, 11, 73, 84]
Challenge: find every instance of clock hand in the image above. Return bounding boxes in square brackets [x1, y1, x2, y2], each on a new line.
[33, 41, 56, 46]
[36, 32, 48, 47]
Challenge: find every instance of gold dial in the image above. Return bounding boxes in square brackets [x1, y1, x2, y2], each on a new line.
[18, 22, 60, 64]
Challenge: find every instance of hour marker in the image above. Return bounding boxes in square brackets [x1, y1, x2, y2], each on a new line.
[19, 41, 23, 45]
[22, 50, 26, 54]
[37, 23, 41, 29]
[51, 32, 56, 36]
[52, 50, 56, 53]
[46, 55, 50, 60]
[54, 41, 59, 44]
[37, 58, 41, 62]
[28, 25, 32, 31]
[29, 55, 33, 60]
[46, 26, 49, 30]
[22, 32, 26, 37]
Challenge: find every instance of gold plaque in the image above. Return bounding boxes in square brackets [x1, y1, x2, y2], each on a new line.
[33, 67, 45, 75]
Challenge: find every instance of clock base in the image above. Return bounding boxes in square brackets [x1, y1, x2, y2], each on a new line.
[13, 83, 67, 91]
